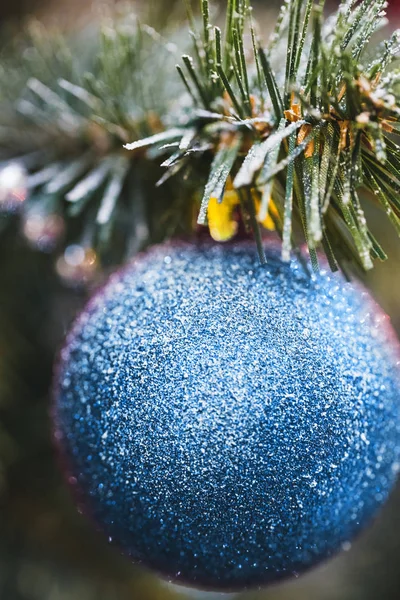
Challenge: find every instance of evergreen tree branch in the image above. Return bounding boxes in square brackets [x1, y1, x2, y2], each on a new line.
[0, 0, 400, 276]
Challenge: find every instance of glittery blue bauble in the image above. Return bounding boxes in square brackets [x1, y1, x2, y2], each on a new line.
[54, 242, 400, 591]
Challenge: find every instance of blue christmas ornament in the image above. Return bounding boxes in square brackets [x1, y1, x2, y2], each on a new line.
[54, 242, 400, 591]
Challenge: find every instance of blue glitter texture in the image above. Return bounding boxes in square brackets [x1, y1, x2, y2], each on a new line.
[54, 242, 400, 591]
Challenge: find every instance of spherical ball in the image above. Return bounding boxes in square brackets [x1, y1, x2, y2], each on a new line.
[53, 242, 400, 591]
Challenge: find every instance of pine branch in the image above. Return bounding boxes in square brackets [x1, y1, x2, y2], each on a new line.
[0, 0, 400, 277]
[0, 12, 187, 266]
[126, 0, 400, 273]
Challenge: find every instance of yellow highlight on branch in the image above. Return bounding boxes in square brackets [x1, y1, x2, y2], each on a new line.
[208, 192, 239, 242]
[207, 188, 277, 242]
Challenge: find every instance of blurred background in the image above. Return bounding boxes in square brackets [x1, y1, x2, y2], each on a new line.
[1, 1, 400, 600]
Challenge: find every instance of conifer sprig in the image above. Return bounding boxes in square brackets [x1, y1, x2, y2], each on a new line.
[127, 0, 400, 273]
[0, 14, 184, 258]
[0, 0, 400, 275]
